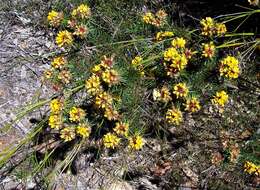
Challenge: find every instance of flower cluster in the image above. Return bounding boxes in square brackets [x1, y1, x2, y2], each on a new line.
[71, 4, 91, 19]
[114, 122, 129, 137]
[69, 107, 86, 122]
[185, 97, 201, 113]
[219, 56, 240, 79]
[200, 17, 227, 37]
[202, 42, 216, 58]
[103, 132, 121, 149]
[128, 135, 144, 150]
[163, 46, 188, 77]
[47, 10, 63, 27]
[211, 90, 229, 107]
[173, 83, 189, 99]
[153, 86, 172, 103]
[244, 161, 260, 176]
[166, 107, 183, 125]
[143, 10, 167, 27]
[56, 30, 73, 47]
[47, 4, 91, 49]
[155, 31, 174, 41]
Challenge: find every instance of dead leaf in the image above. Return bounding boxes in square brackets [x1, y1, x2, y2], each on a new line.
[152, 161, 172, 176]
[211, 152, 224, 165]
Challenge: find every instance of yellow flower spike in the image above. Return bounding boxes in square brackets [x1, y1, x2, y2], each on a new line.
[48, 114, 62, 129]
[58, 70, 71, 84]
[128, 135, 144, 150]
[50, 99, 63, 114]
[185, 97, 201, 113]
[202, 42, 215, 59]
[166, 107, 183, 125]
[143, 12, 154, 24]
[95, 91, 113, 109]
[85, 75, 103, 96]
[219, 56, 240, 79]
[113, 122, 129, 137]
[60, 127, 76, 142]
[103, 133, 120, 149]
[71, 4, 91, 19]
[56, 30, 73, 47]
[76, 123, 91, 138]
[51, 56, 66, 69]
[69, 107, 86, 122]
[47, 10, 63, 27]
[173, 83, 189, 99]
[211, 90, 229, 107]
[155, 31, 174, 41]
[101, 69, 120, 86]
[171, 37, 186, 49]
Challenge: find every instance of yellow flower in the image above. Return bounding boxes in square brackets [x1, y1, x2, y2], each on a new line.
[143, 12, 154, 24]
[71, 4, 91, 19]
[76, 123, 91, 138]
[102, 69, 120, 86]
[155, 31, 174, 41]
[69, 107, 86, 122]
[73, 25, 88, 39]
[202, 42, 215, 58]
[92, 64, 103, 75]
[103, 133, 120, 149]
[211, 90, 229, 107]
[60, 127, 76, 142]
[56, 30, 73, 47]
[185, 97, 201, 113]
[51, 56, 66, 69]
[166, 107, 183, 125]
[85, 75, 102, 96]
[215, 23, 227, 36]
[128, 135, 144, 150]
[113, 122, 129, 136]
[173, 83, 189, 98]
[95, 91, 113, 109]
[171, 37, 186, 49]
[131, 56, 143, 67]
[58, 70, 71, 84]
[104, 106, 120, 121]
[219, 56, 240, 79]
[47, 10, 63, 27]
[244, 161, 260, 176]
[163, 47, 179, 62]
[48, 114, 62, 129]
[153, 86, 172, 103]
[200, 17, 215, 36]
[44, 69, 53, 79]
[163, 47, 188, 76]
[50, 99, 63, 114]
